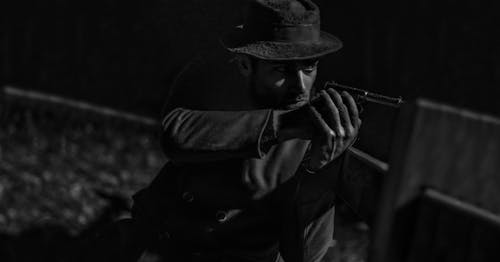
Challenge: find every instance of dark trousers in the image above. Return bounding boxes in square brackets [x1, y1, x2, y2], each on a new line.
[79, 218, 148, 262]
[81, 218, 234, 262]
[82, 205, 335, 262]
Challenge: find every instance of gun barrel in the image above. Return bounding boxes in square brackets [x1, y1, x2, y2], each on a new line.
[324, 81, 404, 107]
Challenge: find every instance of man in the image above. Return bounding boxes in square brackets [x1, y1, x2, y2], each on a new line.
[131, 1, 361, 262]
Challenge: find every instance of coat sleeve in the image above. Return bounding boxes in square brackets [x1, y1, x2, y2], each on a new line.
[160, 107, 279, 163]
[159, 53, 279, 163]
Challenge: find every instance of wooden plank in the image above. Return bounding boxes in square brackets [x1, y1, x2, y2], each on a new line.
[405, 198, 439, 262]
[370, 99, 500, 262]
[394, 100, 500, 214]
[404, 190, 500, 262]
[2, 86, 158, 126]
[369, 99, 418, 262]
[423, 189, 500, 228]
[425, 196, 472, 262]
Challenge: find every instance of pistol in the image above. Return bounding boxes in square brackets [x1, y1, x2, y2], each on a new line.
[322, 81, 404, 109]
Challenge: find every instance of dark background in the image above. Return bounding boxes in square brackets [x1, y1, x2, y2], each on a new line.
[1, 0, 499, 117]
[0, 1, 497, 260]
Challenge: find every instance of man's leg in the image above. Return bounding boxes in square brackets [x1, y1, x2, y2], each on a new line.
[303, 206, 336, 262]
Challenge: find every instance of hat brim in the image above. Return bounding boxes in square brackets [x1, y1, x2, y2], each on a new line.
[220, 27, 342, 61]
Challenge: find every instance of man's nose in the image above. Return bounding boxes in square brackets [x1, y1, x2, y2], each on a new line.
[289, 70, 307, 93]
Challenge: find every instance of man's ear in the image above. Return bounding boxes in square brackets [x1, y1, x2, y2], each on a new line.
[235, 54, 253, 77]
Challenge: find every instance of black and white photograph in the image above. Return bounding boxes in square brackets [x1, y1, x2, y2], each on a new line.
[0, 0, 499, 261]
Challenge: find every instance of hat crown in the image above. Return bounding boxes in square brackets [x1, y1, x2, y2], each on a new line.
[221, 0, 342, 60]
[246, 0, 320, 26]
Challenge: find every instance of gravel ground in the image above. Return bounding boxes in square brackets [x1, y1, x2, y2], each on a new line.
[0, 99, 368, 261]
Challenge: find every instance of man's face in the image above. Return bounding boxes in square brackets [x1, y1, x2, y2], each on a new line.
[249, 58, 319, 110]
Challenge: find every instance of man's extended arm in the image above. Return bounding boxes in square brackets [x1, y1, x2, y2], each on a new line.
[160, 88, 359, 165]
[160, 108, 278, 163]
[160, 105, 316, 163]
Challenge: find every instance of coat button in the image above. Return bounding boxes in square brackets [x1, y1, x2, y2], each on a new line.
[215, 211, 227, 223]
[182, 191, 194, 202]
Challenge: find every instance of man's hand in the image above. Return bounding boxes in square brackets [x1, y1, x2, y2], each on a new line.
[274, 88, 361, 171]
[274, 106, 315, 142]
[306, 89, 361, 172]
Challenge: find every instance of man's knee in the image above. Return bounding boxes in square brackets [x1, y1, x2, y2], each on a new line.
[303, 206, 336, 262]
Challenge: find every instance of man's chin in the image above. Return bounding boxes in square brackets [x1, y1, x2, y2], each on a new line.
[281, 100, 309, 110]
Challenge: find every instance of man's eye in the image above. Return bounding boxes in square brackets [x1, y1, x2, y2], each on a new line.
[274, 67, 286, 73]
[303, 66, 316, 73]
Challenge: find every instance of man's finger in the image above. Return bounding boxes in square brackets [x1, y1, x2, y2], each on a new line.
[326, 88, 351, 134]
[307, 105, 336, 138]
[341, 91, 361, 129]
[316, 90, 343, 137]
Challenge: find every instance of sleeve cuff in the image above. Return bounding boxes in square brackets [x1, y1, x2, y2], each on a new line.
[257, 110, 279, 158]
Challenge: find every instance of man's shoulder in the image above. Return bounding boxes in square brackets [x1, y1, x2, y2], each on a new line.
[167, 50, 253, 111]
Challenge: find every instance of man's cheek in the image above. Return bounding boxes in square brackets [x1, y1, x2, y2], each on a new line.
[305, 76, 316, 93]
[274, 78, 285, 87]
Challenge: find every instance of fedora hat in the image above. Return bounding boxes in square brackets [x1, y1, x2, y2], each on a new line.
[221, 0, 342, 61]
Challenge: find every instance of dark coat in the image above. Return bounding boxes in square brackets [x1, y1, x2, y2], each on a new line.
[132, 52, 342, 262]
